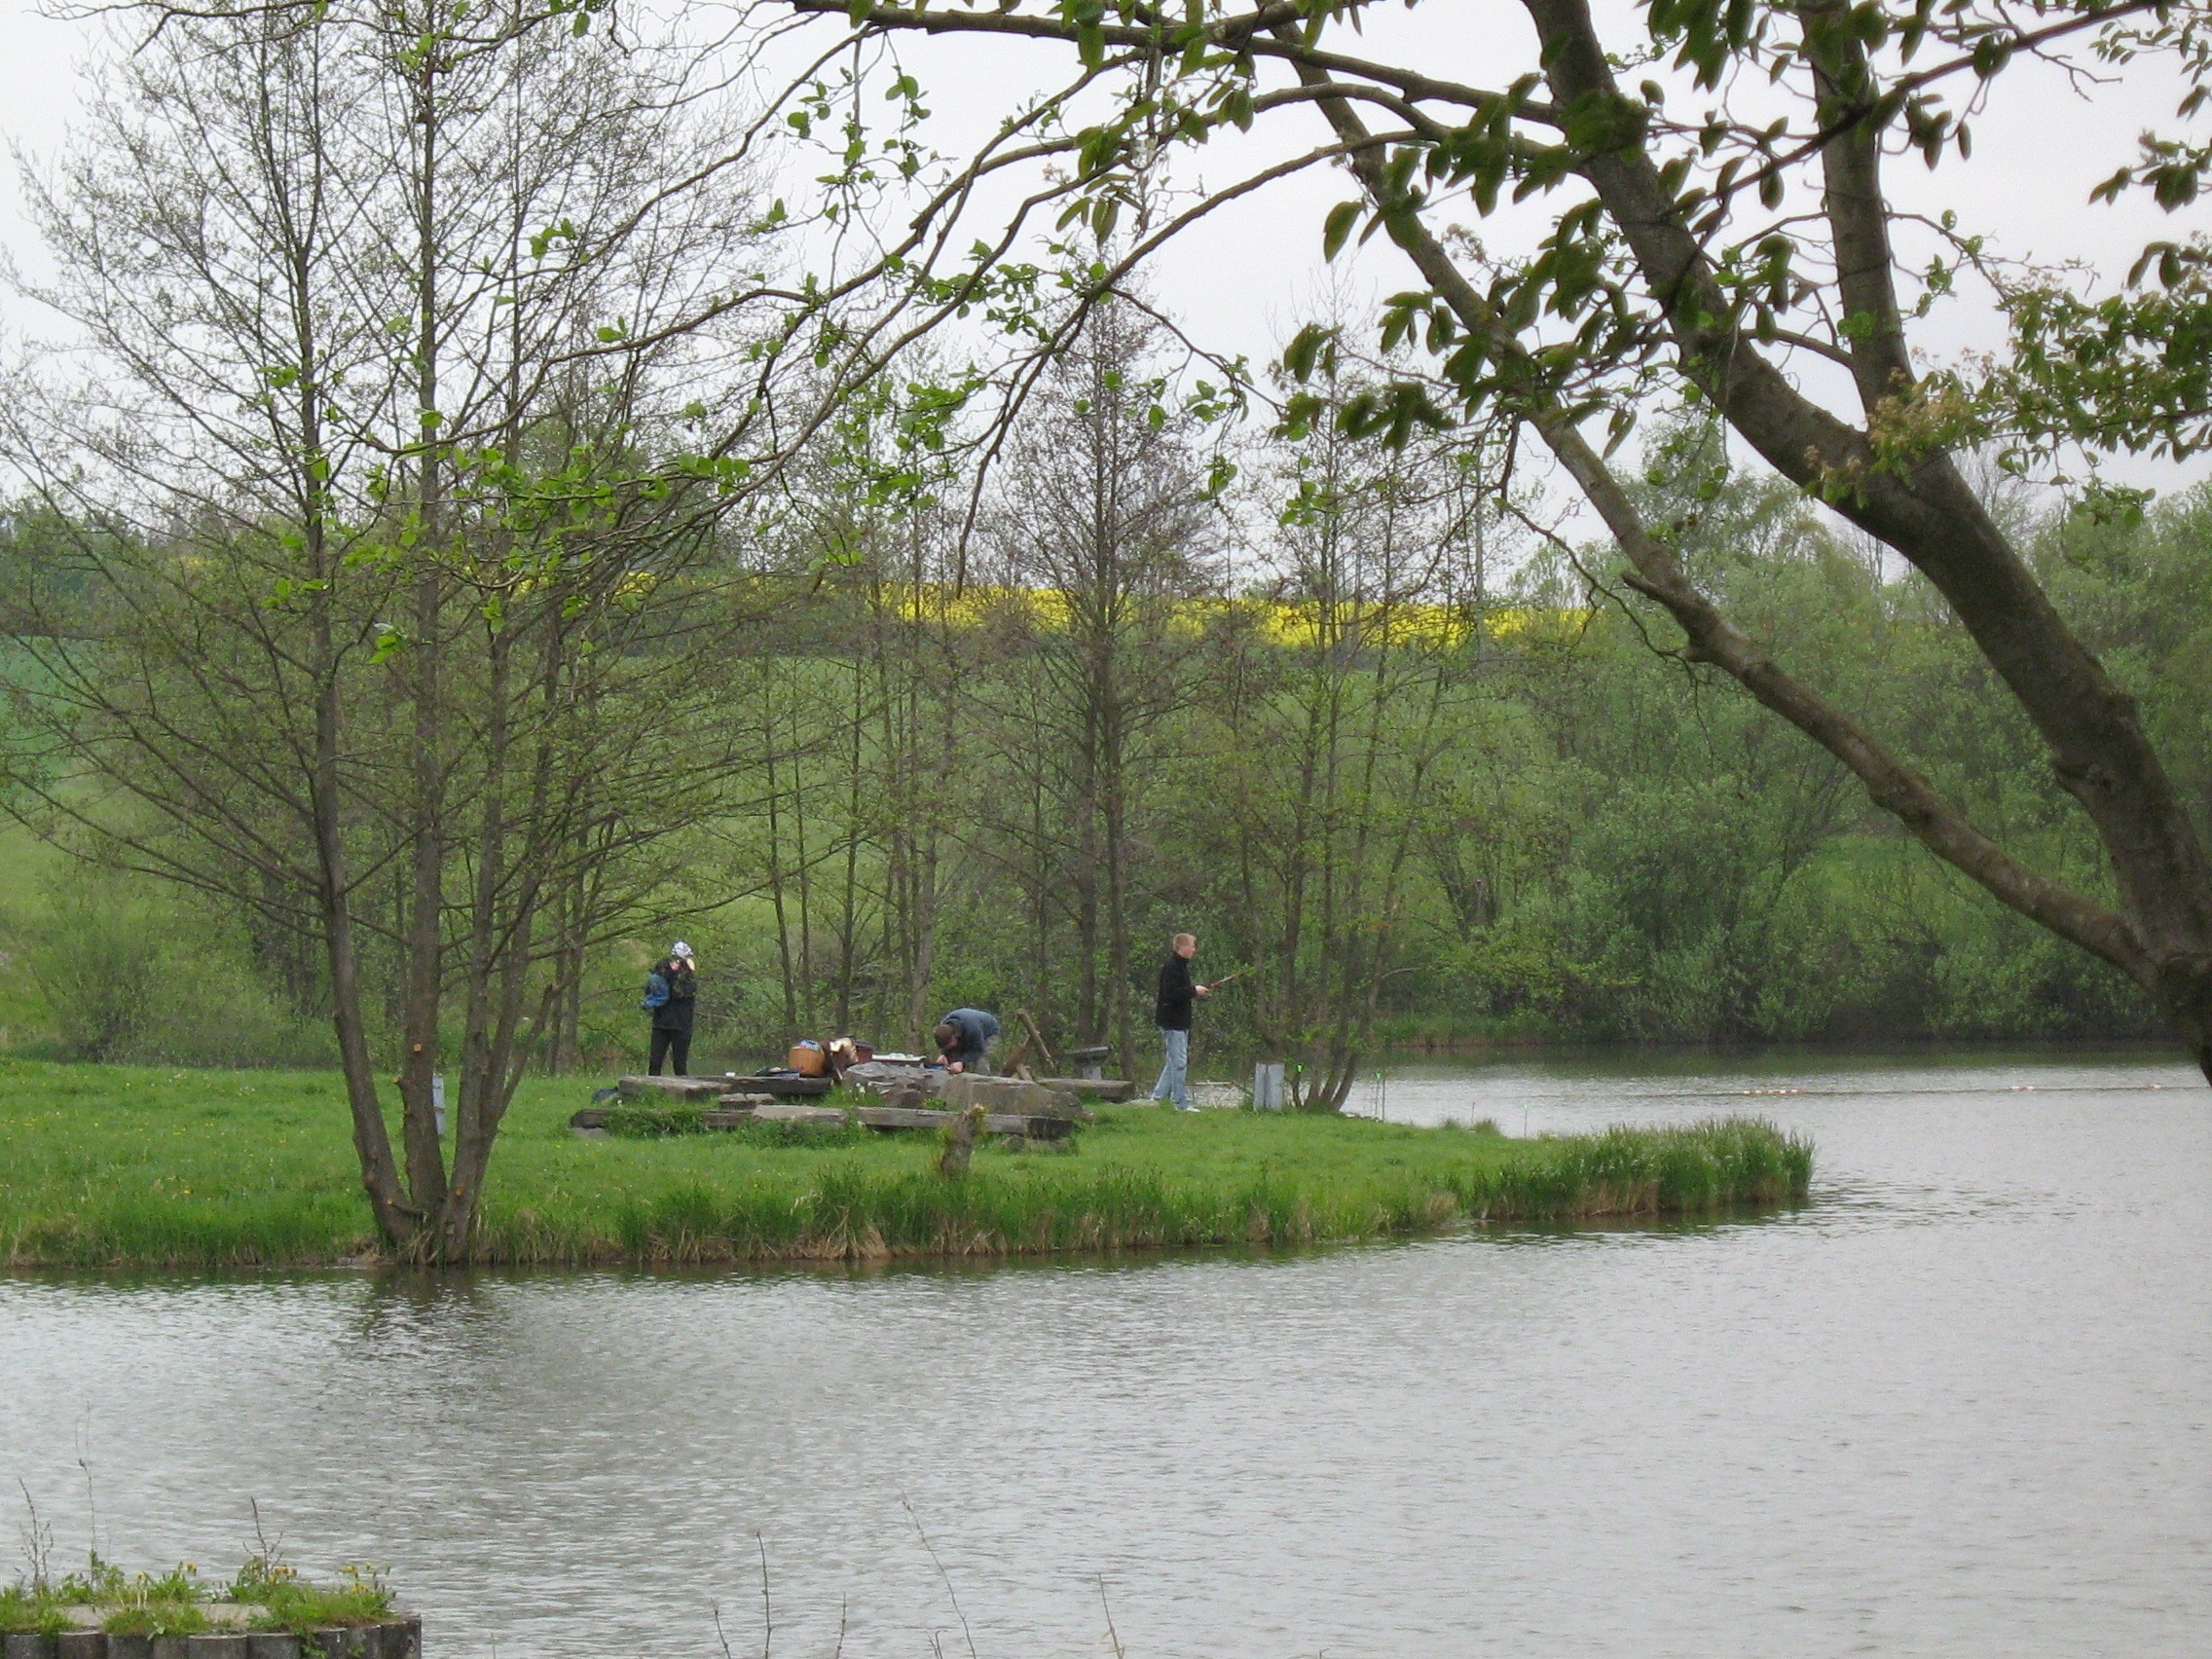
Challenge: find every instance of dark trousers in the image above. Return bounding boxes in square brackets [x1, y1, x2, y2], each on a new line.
[649, 1027, 690, 1077]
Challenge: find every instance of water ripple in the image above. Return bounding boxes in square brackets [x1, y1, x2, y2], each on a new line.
[3, 1051, 2208, 1657]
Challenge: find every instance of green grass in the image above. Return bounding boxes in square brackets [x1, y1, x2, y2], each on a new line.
[0, 1058, 1813, 1268]
[0, 1556, 394, 1637]
[228, 1560, 394, 1632]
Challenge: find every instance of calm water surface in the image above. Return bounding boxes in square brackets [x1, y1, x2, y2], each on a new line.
[3, 1050, 2209, 1656]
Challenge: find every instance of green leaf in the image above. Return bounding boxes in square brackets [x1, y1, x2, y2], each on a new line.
[1322, 200, 1361, 262]
[1282, 323, 1338, 383]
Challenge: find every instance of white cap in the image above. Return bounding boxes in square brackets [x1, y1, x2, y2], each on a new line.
[671, 940, 694, 960]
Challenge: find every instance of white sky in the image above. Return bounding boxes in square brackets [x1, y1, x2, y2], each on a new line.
[4, 0, 2207, 512]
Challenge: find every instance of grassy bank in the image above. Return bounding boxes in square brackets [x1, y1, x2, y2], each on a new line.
[0, 1060, 1813, 1268]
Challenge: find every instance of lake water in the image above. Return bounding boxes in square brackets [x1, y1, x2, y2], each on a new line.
[3, 1049, 2208, 1656]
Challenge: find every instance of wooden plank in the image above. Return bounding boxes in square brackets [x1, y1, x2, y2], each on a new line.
[701, 1107, 756, 1128]
[752, 1102, 849, 1127]
[723, 1074, 836, 1098]
[856, 1105, 952, 1130]
[856, 1105, 1074, 1140]
[615, 1074, 723, 1101]
[998, 1007, 1057, 1078]
[1037, 1077, 1135, 1101]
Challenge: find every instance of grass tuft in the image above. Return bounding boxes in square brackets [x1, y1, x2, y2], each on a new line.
[0, 1553, 393, 1637]
[228, 1560, 393, 1631]
[102, 1600, 210, 1637]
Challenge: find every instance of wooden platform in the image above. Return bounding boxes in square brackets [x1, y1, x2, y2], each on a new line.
[571, 1101, 1075, 1141]
[616, 1072, 1126, 1103]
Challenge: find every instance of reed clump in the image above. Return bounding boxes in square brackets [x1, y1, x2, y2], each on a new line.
[0, 1058, 1811, 1268]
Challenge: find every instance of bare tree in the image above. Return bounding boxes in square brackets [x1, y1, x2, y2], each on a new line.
[1214, 349, 1492, 1105]
[1, 0, 776, 1257]
[979, 294, 1216, 1069]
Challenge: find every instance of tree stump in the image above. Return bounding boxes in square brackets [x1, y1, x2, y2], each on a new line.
[936, 1105, 985, 1176]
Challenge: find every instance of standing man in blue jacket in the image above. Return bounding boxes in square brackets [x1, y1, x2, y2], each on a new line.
[1152, 933, 1210, 1111]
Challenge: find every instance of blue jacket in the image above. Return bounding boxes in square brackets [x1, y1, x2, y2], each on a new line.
[937, 1007, 999, 1066]
[650, 960, 697, 1034]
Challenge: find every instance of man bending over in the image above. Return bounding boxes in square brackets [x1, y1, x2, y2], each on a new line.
[933, 1008, 1000, 1075]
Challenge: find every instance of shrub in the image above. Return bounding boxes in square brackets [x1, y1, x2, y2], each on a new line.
[15, 873, 332, 1067]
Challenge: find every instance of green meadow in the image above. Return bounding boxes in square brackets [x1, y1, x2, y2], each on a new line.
[0, 1059, 1811, 1268]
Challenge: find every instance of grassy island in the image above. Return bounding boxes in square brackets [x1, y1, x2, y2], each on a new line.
[0, 1059, 1813, 1268]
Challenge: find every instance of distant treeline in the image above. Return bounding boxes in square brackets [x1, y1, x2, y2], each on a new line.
[6, 334, 2201, 1101]
[644, 438, 2204, 1098]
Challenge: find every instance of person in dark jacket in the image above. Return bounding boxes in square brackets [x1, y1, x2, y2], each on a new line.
[1152, 933, 1209, 1111]
[932, 1007, 1000, 1074]
[646, 940, 698, 1076]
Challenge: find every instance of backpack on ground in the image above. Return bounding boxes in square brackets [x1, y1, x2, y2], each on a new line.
[641, 970, 670, 1013]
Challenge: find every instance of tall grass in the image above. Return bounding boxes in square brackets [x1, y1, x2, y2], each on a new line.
[0, 1059, 1811, 1268]
[498, 1117, 1811, 1265]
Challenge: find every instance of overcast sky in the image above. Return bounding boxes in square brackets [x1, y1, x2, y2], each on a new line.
[4, 0, 2206, 515]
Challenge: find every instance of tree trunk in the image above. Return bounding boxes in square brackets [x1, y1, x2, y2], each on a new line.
[1293, 35, 2212, 1085]
[1518, 0, 2212, 1079]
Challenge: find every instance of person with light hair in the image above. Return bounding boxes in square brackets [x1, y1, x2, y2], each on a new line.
[1151, 932, 1209, 1111]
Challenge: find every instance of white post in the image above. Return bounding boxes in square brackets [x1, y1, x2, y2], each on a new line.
[1253, 1061, 1285, 1110]
[431, 1073, 447, 1138]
